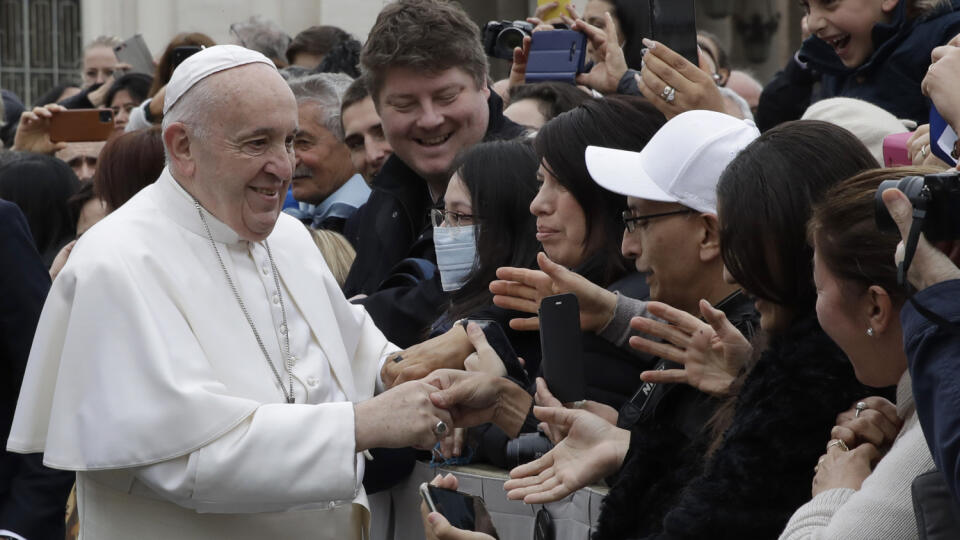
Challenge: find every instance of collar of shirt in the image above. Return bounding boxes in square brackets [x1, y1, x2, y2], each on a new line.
[157, 168, 243, 245]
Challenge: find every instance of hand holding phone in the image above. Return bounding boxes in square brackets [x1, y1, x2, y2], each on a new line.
[420, 482, 499, 538]
[525, 29, 589, 84]
[535, 0, 572, 23]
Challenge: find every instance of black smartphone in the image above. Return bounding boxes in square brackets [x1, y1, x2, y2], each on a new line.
[525, 29, 588, 84]
[538, 293, 585, 403]
[420, 483, 499, 538]
[622, 0, 698, 66]
[461, 319, 527, 383]
[171, 46, 203, 70]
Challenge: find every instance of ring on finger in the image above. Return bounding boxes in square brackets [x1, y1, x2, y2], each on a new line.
[660, 85, 677, 104]
[434, 420, 449, 437]
[827, 439, 849, 452]
[921, 144, 929, 158]
[855, 401, 868, 418]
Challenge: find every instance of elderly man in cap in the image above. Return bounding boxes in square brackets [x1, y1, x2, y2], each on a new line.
[6, 45, 454, 539]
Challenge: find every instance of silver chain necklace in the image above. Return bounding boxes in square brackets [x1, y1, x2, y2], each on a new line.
[193, 199, 295, 403]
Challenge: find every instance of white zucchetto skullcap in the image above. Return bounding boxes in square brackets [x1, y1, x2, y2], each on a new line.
[163, 44, 275, 116]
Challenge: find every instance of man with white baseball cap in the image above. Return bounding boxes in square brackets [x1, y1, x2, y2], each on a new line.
[6, 45, 459, 539]
[585, 109, 760, 316]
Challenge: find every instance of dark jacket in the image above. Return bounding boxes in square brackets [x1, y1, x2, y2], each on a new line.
[902, 279, 960, 504]
[795, 0, 960, 125]
[756, 55, 821, 132]
[0, 200, 74, 540]
[595, 313, 872, 540]
[342, 90, 526, 347]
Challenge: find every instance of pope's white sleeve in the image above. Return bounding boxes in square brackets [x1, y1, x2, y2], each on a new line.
[133, 402, 360, 513]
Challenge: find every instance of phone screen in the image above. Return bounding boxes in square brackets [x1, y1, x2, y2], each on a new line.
[426, 486, 498, 537]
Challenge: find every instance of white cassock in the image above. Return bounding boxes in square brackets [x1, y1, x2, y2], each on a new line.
[7, 169, 397, 539]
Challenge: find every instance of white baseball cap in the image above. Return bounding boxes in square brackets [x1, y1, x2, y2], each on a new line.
[163, 44, 275, 115]
[585, 110, 760, 214]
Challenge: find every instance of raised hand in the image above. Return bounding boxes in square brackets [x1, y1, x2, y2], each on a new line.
[503, 406, 629, 504]
[491, 252, 617, 333]
[882, 188, 960, 291]
[570, 12, 628, 94]
[636, 38, 726, 119]
[631, 299, 751, 397]
[12, 104, 68, 155]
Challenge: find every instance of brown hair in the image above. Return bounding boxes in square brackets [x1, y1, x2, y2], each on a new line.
[148, 33, 216, 97]
[286, 25, 350, 65]
[93, 127, 165, 211]
[808, 166, 943, 305]
[360, 0, 488, 102]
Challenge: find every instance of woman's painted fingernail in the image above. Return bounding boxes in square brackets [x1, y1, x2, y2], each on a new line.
[642, 38, 656, 49]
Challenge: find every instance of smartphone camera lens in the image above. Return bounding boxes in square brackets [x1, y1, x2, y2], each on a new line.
[99, 110, 114, 123]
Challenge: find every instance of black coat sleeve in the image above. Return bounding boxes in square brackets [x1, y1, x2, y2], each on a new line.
[755, 56, 819, 132]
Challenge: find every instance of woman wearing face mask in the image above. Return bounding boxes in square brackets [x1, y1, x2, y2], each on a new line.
[777, 167, 938, 540]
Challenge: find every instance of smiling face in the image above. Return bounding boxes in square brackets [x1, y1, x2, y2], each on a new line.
[342, 96, 393, 182]
[292, 101, 356, 205]
[530, 161, 589, 268]
[803, 0, 897, 68]
[377, 66, 490, 185]
[184, 65, 298, 242]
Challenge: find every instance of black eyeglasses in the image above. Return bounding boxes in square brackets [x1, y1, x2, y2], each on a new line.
[431, 208, 477, 228]
[622, 209, 695, 233]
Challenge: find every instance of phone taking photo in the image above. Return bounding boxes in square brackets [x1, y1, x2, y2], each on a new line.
[49, 109, 115, 142]
[114, 34, 154, 76]
[538, 293, 585, 403]
[419, 483, 499, 538]
[525, 29, 588, 84]
[621, 0, 699, 66]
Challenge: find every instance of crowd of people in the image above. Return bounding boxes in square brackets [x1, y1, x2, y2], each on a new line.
[2, 0, 960, 538]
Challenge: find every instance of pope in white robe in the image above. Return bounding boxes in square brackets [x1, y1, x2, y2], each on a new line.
[6, 45, 454, 539]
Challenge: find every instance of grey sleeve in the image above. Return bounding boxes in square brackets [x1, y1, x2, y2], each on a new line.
[597, 292, 652, 350]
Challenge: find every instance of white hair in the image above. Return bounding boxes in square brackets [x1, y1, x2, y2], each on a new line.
[161, 74, 223, 164]
[287, 72, 353, 140]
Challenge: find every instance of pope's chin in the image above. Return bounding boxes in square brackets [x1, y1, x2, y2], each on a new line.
[239, 187, 284, 241]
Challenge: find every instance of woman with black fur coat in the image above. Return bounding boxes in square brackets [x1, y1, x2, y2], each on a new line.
[505, 120, 881, 540]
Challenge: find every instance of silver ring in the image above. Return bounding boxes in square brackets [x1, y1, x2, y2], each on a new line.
[855, 401, 867, 418]
[660, 85, 677, 103]
[921, 144, 929, 158]
[434, 421, 448, 437]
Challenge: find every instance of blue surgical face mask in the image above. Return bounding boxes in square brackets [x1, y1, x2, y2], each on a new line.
[433, 225, 477, 292]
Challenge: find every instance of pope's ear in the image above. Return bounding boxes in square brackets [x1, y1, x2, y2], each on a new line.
[162, 123, 196, 177]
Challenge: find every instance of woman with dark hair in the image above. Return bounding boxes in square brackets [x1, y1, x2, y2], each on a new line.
[0, 154, 79, 266]
[507, 120, 878, 539]
[93, 126, 165, 211]
[105, 72, 153, 133]
[777, 167, 938, 539]
[435, 140, 541, 327]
